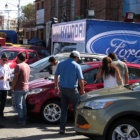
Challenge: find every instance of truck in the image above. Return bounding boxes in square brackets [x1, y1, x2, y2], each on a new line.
[0, 30, 17, 44]
[51, 19, 140, 64]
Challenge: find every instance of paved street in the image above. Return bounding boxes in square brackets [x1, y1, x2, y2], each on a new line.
[0, 97, 90, 140]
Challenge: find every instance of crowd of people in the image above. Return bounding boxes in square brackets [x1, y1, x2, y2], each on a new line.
[0, 51, 128, 134]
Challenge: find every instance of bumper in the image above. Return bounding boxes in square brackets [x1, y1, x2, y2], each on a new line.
[75, 108, 109, 136]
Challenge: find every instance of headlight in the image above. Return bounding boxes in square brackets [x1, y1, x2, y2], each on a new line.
[28, 88, 46, 95]
[84, 99, 118, 110]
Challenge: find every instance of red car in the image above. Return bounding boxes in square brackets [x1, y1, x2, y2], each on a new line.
[27, 62, 140, 123]
[0, 47, 40, 69]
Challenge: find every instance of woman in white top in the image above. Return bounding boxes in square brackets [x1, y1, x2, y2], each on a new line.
[96, 57, 122, 88]
[0, 53, 11, 118]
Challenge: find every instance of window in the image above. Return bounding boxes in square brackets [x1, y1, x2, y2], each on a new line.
[83, 68, 103, 84]
[0, 51, 18, 60]
[128, 67, 140, 80]
[41, 1, 44, 9]
[28, 51, 37, 59]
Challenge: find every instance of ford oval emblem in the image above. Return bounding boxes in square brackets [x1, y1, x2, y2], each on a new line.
[86, 30, 140, 63]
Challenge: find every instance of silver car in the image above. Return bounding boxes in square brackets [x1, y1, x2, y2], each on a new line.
[29, 53, 106, 81]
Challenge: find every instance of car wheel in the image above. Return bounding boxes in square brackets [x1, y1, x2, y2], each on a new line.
[42, 100, 61, 124]
[107, 118, 140, 140]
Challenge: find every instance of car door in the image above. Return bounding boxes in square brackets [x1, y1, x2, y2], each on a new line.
[128, 66, 140, 84]
[83, 67, 103, 93]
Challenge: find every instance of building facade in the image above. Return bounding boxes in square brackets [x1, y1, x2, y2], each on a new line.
[23, 0, 140, 49]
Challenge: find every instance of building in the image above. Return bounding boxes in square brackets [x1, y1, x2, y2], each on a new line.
[23, 0, 140, 50]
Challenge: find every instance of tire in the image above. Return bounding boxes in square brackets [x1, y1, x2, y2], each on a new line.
[41, 100, 61, 124]
[107, 118, 140, 140]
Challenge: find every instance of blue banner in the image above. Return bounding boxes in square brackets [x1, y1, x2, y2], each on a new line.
[86, 20, 140, 64]
[123, 0, 140, 15]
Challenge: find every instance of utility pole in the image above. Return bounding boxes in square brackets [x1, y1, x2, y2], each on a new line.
[55, 0, 59, 18]
[62, 0, 67, 22]
[17, 0, 20, 36]
[70, 0, 75, 20]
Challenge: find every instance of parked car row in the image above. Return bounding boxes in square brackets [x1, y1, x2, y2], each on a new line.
[27, 62, 140, 125]
[1, 47, 140, 140]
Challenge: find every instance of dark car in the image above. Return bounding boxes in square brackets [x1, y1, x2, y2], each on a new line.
[27, 62, 140, 124]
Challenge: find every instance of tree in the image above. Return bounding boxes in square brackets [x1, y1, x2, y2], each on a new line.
[21, 3, 35, 24]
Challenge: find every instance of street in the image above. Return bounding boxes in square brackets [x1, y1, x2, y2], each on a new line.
[0, 96, 90, 140]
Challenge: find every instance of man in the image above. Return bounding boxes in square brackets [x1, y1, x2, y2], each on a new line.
[55, 51, 85, 134]
[48, 56, 59, 75]
[0, 53, 11, 118]
[11, 53, 30, 125]
[108, 52, 129, 85]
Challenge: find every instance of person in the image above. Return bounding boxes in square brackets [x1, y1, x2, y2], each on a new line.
[96, 57, 122, 88]
[48, 56, 59, 75]
[11, 53, 30, 125]
[0, 53, 11, 118]
[108, 52, 129, 85]
[55, 50, 85, 134]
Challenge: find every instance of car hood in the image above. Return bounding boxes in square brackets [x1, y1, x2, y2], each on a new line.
[29, 78, 54, 89]
[81, 86, 131, 102]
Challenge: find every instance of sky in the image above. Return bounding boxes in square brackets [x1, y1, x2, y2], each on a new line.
[0, 0, 35, 19]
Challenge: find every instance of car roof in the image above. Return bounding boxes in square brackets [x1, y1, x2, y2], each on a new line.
[84, 61, 140, 68]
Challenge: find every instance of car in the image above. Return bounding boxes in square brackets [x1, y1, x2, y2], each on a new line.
[27, 62, 140, 124]
[75, 81, 140, 140]
[29, 53, 107, 81]
[0, 47, 40, 69]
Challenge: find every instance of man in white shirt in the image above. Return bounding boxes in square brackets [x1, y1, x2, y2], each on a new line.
[0, 53, 11, 118]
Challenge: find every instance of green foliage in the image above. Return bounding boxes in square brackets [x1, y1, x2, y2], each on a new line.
[21, 3, 35, 23]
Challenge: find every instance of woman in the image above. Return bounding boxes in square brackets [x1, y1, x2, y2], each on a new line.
[0, 53, 11, 118]
[96, 57, 122, 88]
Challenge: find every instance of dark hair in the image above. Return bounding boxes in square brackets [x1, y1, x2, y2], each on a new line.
[48, 56, 56, 63]
[69, 53, 77, 59]
[102, 57, 118, 78]
[1, 53, 8, 59]
[108, 52, 118, 60]
[17, 53, 26, 62]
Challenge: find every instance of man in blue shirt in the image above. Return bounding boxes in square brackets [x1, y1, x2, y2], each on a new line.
[55, 51, 85, 134]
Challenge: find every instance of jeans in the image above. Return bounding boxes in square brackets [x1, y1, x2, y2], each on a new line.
[0, 90, 8, 117]
[60, 87, 80, 131]
[12, 90, 28, 123]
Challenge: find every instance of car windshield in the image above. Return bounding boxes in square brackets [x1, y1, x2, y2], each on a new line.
[0, 51, 18, 60]
[80, 64, 92, 71]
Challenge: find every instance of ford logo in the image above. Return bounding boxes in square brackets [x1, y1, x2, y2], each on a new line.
[86, 30, 140, 64]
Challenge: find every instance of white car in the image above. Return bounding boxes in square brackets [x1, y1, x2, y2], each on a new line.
[29, 53, 107, 81]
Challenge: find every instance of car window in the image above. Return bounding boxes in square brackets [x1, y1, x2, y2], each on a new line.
[28, 51, 37, 59]
[0, 51, 18, 60]
[83, 68, 103, 84]
[128, 67, 140, 80]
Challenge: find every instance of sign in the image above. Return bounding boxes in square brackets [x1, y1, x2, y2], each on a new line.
[123, 0, 140, 15]
[86, 20, 140, 64]
[36, 9, 44, 25]
[52, 20, 86, 43]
